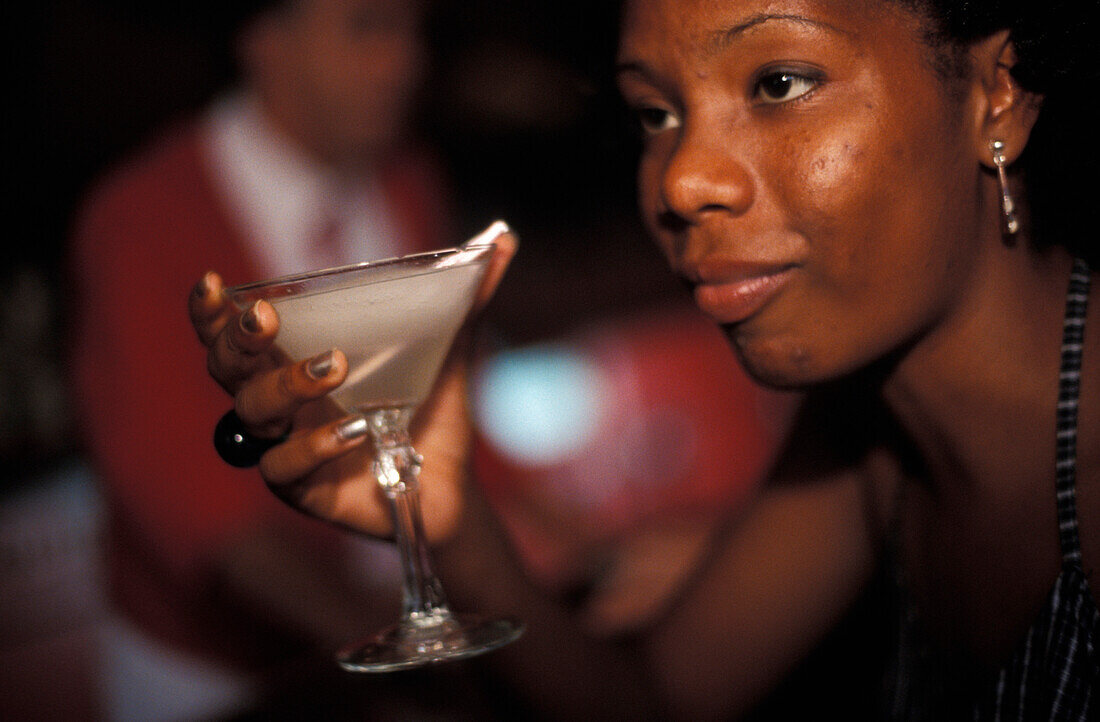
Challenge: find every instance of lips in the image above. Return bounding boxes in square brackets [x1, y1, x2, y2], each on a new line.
[691, 265, 796, 324]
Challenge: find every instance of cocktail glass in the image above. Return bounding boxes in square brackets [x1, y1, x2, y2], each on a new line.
[227, 221, 524, 671]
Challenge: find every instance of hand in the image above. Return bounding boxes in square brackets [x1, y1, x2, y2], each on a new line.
[188, 235, 517, 543]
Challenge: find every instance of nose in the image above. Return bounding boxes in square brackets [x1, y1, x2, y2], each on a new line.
[658, 127, 755, 228]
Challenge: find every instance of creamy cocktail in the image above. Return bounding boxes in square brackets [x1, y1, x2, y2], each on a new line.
[270, 258, 486, 413]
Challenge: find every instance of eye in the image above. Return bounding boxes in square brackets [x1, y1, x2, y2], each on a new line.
[635, 106, 681, 136]
[753, 71, 818, 104]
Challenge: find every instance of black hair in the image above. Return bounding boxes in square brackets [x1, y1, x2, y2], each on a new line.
[898, 0, 1098, 262]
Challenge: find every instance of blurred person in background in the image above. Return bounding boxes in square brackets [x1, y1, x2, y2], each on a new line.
[68, 0, 451, 718]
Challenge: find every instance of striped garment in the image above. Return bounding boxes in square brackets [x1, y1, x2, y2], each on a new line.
[889, 259, 1099, 721]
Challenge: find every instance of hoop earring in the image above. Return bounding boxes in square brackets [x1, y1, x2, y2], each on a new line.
[990, 140, 1020, 237]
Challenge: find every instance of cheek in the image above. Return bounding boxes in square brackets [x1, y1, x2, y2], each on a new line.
[797, 135, 865, 194]
[797, 136, 870, 263]
[778, 106, 944, 283]
[637, 148, 676, 260]
[770, 111, 874, 220]
[773, 124, 888, 276]
[740, 129, 935, 382]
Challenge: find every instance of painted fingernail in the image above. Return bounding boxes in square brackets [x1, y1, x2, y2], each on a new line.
[306, 349, 335, 380]
[336, 415, 369, 441]
[240, 301, 261, 334]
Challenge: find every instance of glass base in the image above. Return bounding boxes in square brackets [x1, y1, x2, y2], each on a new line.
[336, 611, 525, 672]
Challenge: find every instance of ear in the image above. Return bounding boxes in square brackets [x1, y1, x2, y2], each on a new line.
[968, 30, 1043, 169]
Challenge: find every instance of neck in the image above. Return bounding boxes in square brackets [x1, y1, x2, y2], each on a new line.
[879, 245, 1076, 493]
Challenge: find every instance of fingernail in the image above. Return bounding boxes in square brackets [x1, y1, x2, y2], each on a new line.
[336, 415, 369, 440]
[240, 301, 261, 334]
[306, 349, 335, 380]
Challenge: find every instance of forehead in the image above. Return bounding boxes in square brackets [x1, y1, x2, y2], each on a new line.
[618, 0, 908, 59]
[292, 0, 422, 24]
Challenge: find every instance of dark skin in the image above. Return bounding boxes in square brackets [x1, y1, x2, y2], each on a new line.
[244, 0, 425, 172]
[189, 0, 1098, 717]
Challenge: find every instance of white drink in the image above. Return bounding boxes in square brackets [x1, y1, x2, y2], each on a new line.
[270, 260, 487, 412]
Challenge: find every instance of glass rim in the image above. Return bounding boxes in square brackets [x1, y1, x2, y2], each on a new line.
[227, 242, 495, 305]
[225, 219, 511, 304]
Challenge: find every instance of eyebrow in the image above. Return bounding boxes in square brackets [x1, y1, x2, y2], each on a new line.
[709, 13, 849, 53]
[616, 13, 848, 80]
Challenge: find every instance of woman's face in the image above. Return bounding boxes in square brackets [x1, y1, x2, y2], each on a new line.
[617, 0, 990, 388]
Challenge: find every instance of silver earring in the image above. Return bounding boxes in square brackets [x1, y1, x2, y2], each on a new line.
[989, 140, 1020, 236]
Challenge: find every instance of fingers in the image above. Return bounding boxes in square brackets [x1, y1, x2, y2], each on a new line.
[190, 270, 281, 392]
[189, 271, 234, 346]
[259, 414, 372, 487]
[258, 412, 460, 541]
[257, 414, 395, 538]
[235, 349, 348, 437]
[190, 272, 378, 521]
[473, 231, 518, 311]
[207, 299, 281, 393]
[218, 298, 279, 355]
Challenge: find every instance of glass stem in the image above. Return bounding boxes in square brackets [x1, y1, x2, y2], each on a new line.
[368, 408, 451, 626]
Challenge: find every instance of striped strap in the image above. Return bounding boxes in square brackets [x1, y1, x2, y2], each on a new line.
[1055, 258, 1091, 565]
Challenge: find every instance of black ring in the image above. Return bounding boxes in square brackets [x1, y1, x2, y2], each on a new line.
[213, 410, 288, 468]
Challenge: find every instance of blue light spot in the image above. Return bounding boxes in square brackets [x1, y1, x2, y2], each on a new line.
[474, 345, 606, 465]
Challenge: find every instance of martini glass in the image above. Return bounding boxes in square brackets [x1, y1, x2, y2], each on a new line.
[228, 220, 524, 671]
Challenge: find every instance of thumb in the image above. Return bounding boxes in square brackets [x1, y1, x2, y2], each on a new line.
[472, 228, 518, 312]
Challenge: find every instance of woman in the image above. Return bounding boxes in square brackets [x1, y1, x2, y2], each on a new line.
[189, 0, 1098, 717]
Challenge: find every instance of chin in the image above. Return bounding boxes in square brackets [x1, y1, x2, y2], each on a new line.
[723, 327, 848, 391]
